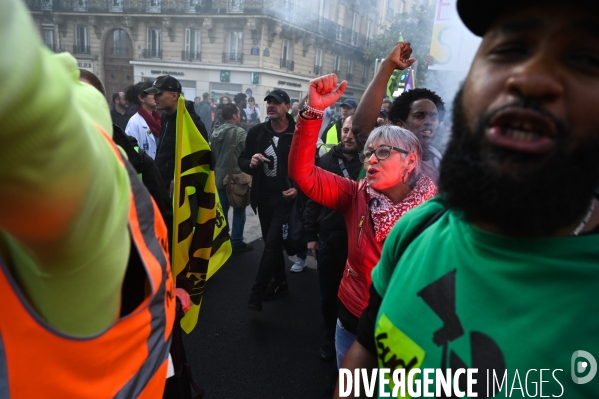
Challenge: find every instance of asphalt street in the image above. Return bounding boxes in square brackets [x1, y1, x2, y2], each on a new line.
[182, 237, 336, 399]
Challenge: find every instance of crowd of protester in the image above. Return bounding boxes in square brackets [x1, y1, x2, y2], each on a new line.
[3, 0, 599, 397]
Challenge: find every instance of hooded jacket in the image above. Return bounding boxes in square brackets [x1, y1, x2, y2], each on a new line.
[210, 122, 247, 190]
[238, 112, 296, 212]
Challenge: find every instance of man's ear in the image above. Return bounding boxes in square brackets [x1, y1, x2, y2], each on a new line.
[396, 120, 406, 128]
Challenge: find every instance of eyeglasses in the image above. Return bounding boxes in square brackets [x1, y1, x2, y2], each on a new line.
[358, 145, 409, 163]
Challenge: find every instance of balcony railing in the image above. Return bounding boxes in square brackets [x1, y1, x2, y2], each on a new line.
[25, 0, 369, 49]
[73, 44, 91, 54]
[222, 52, 243, 63]
[181, 50, 201, 61]
[314, 65, 322, 75]
[280, 59, 294, 71]
[109, 47, 129, 56]
[142, 48, 162, 59]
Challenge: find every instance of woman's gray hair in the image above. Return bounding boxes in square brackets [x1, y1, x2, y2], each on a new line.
[364, 125, 422, 184]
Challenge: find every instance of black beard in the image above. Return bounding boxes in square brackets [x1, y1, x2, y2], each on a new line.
[438, 87, 599, 237]
[342, 147, 359, 155]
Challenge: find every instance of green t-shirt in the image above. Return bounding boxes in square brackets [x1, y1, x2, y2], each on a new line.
[371, 196, 599, 398]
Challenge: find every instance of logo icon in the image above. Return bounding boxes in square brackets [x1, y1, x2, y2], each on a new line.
[572, 350, 597, 384]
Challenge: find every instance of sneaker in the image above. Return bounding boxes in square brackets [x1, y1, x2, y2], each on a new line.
[248, 291, 262, 312]
[290, 257, 306, 273]
[262, 280, 288, 301]
[232, 242, 254, 253]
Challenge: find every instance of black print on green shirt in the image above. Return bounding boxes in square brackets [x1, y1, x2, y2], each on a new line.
[418, 270, 506, 397]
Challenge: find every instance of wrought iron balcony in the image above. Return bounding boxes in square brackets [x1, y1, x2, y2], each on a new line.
[181, 50, 201, 61]
[222, 52, 243, 63]
[314, 65, 322, 75]
[73, 44, 91, 54]
[25, 0, 369, 49]
[280, 59, 294, 71]
[142, 48, 162, 58]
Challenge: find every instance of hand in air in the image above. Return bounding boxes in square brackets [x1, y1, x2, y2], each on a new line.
[307, 74, 347, 111]
[386, 42, 416, 70]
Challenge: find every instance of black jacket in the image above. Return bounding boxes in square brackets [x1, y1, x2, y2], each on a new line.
[238, 113, 296, 213]
[303, 142, 362, 243]
[155, 100, 208, 189]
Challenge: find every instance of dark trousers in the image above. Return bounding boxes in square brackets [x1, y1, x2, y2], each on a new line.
[317, 236, 348, 341]
[253, 195, 293, 292]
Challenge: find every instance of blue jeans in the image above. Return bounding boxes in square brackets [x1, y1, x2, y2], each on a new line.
[335, 318, 357, 369]
[217, 188, 247, 248]
[296, 249, 307, 260]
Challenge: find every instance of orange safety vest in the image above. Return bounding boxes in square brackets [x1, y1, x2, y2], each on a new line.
[0, 129, 175, 398]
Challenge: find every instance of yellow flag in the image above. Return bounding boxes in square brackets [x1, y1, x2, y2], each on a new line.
[172, 95, 232, 334]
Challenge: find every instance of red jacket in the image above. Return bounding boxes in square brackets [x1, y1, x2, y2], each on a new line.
[289, 117, 384, 318]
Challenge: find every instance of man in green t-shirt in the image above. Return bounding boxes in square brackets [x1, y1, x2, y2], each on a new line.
[337, 0, 599, 398]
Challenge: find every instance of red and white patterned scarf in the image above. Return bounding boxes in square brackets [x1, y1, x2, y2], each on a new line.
[367, 175, 438, 242]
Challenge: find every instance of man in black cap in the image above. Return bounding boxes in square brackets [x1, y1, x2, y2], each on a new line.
[146, 75, 208, 190]
[320, 98, 357, 153]
[238, 89, 298, 312]
[336, 0, 599, 397]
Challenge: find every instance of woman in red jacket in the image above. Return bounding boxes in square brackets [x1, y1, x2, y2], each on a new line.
[288, 74, 437, 367]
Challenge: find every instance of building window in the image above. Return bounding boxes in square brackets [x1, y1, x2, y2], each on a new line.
[183, 29, 201, 61]
[112, 29, 128, 56]
[148, 0, 161, 13]
[333, 55, 341, 76]
[351, 13, 359, 46]
[74, 26, 89, 54]
[42, 24, 55, 51]
[41, 0, 53, 11]
[361, 63, 368, 84]
[366, 20, 373, 46]
[110, 0, 123, 12]
[186, 0, 199, 13]
[223, 31, 243, 63]
[145, 28, 161, 59]
[399, 0, 406, 13]
[228, 0, 244, 13]
[347, 60, 353, 81]
[74, 0, 87, 11]
[280, 38, 294, 70]
[314, 48, 323, 75]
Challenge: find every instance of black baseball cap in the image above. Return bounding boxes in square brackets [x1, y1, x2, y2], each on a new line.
[144, 75, 182, 94]
[457, 0, 592, 37]
[264, 89, 290, 104]
[340, 98, 358, 109]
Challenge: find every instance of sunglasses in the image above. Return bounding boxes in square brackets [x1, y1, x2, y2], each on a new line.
[359, 145, 409, 164]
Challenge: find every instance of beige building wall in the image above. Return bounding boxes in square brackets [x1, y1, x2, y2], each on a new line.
[26, 0, 412, 106]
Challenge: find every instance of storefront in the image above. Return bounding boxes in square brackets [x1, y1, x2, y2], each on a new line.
[130, 61, 364, 111]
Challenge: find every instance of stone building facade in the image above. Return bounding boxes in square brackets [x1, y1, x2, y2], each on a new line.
[26, 0, 419, 108]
